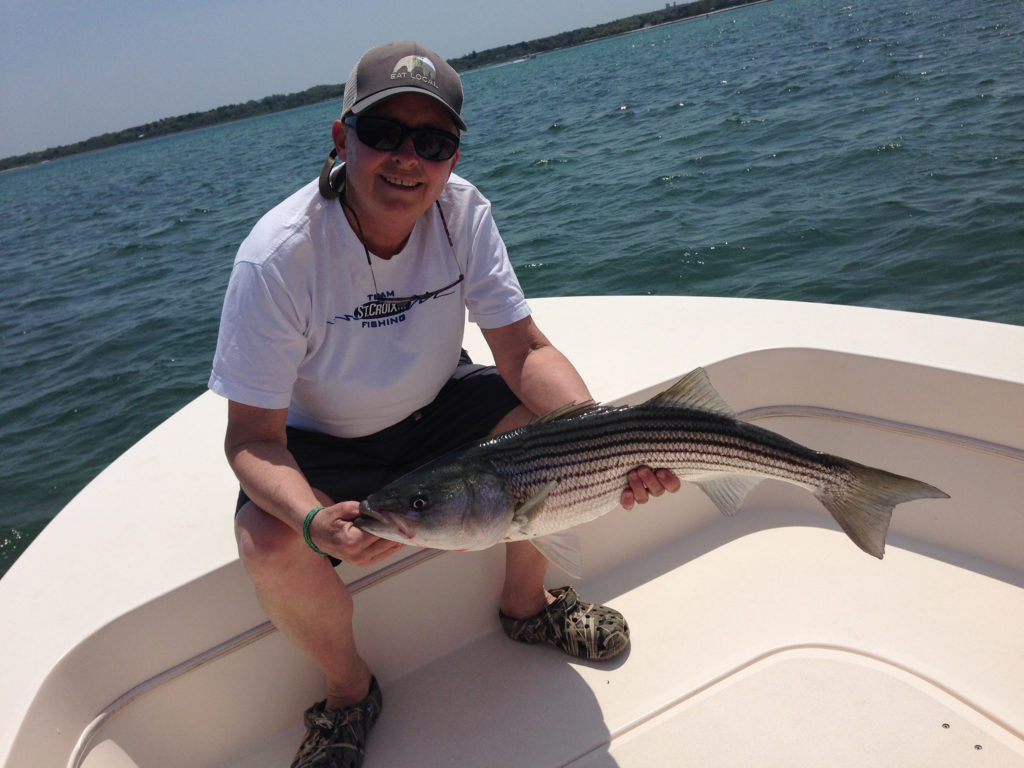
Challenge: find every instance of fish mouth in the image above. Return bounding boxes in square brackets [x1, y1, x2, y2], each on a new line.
[356, 502, 416, 541]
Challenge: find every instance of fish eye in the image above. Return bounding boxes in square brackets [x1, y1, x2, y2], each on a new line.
[410, 494, 429, 511]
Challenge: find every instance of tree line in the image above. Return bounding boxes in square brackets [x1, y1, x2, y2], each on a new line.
[0, 84, 346, 172]
[1, 0, 763, 172]
[449, 0, 757, 71]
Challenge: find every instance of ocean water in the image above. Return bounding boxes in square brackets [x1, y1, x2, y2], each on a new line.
[1, 0, 1022, 575]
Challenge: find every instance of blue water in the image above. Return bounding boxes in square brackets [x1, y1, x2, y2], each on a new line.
[1, 0, 1022, 575]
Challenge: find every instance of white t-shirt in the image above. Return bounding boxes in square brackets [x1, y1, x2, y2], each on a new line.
[208, 170, 530, 437]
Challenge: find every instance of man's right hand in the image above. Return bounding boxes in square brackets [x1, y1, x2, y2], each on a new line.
[309, 501, 406, 566]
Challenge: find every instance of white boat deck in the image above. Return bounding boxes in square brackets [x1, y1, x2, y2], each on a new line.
[2, 296, 1023, 767]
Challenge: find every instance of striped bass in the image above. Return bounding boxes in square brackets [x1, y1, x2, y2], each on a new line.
[356, 368, 948, 568]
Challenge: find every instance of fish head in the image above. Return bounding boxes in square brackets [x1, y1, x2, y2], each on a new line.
[355, 457, 515, 550]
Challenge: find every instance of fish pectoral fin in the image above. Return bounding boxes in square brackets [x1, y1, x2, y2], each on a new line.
[531, 531, 583, 580]
[695, 474, 762, 517]
[511, 480, 557, 529]
[512, 481, 582, 577]
[646, 368, 736, 418]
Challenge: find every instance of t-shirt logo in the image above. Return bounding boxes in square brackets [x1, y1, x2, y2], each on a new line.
[327, 287, 455, 329]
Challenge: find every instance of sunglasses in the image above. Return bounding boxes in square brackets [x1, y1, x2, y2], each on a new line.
[343, 115, 460, 162]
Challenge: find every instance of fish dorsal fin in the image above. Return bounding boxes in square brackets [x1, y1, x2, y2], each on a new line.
[532, 401, 601, 425]
[644, 367, 736, 417]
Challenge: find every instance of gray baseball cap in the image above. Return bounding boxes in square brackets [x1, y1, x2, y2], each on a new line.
[341, 41, 466, 131]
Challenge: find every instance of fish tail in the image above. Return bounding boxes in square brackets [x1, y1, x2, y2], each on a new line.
[816, 463, 949, 559]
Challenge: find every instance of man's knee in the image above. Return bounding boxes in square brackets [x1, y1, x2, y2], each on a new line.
[489, 403, 533, 435]
[235, 502, 302, 574]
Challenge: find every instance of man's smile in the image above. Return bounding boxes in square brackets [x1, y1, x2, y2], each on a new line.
[382, 174, 421, 188]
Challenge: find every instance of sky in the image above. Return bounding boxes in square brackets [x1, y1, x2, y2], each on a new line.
[0, 0, 663, 159]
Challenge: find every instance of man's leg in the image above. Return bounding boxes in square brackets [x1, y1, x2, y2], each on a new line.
[501, 540, 555, 617]
[488, 404, 631, 662]
[235, 500, 371, 709]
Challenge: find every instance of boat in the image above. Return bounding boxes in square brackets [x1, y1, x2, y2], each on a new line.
[2, 295, 1022, 767]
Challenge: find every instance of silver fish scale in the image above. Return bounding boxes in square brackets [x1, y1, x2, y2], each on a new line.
[475, 405, 850, 537]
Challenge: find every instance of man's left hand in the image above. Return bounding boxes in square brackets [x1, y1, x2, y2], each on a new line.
[621, 467, 681, 510]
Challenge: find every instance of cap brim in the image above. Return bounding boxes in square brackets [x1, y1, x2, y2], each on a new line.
[350, 87, 467, 131]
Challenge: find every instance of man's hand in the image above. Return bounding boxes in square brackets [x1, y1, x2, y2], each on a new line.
[309, 501, 405, 566]
[620, 467, 681, 510]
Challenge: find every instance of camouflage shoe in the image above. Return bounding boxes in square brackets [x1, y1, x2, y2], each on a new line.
[291, 676, 382, 768]
[499, 586, 629, 661]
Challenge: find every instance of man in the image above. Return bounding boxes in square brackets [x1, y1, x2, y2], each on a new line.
[209, 41, 678, 768]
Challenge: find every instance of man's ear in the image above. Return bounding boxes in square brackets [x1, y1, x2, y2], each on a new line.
[332, 120, 347, 161]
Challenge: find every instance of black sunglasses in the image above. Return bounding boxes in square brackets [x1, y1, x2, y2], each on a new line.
[343, 115, 460, 162]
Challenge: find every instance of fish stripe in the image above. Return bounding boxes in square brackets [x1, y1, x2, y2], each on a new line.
[472, 407, 847, 533]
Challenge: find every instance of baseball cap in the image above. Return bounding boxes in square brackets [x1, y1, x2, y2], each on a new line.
[341, 41, 466, 131]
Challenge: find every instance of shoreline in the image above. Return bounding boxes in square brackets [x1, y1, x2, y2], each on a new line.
[493, 0, 775, 68]
[1, 0, 771, 173]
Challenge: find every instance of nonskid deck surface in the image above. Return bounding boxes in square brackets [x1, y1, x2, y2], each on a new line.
[221, 507, 1024, 768]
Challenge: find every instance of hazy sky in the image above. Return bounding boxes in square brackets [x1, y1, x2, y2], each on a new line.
[0, 0, 662, 158]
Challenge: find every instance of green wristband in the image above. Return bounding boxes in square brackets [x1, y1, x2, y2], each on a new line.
[302, 506, 328, 556]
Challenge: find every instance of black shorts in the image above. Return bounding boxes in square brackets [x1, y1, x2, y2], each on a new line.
[235, 358, 521, 512]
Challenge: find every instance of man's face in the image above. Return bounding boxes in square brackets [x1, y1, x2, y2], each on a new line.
[335, 93, 460, 249]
